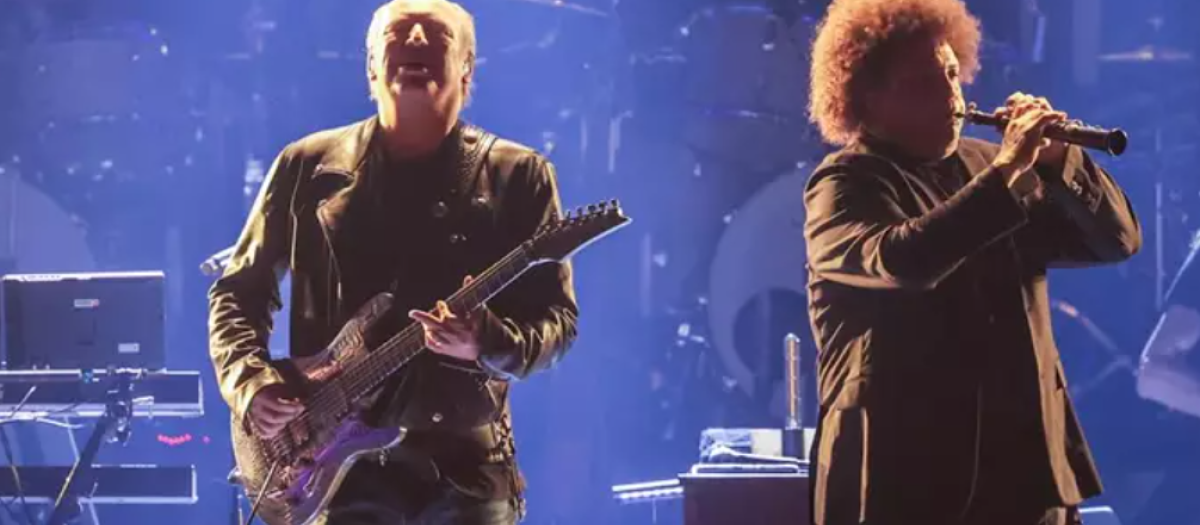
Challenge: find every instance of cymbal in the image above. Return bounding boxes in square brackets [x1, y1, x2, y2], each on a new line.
[502, 0, 609, 17]
[1099, 45, 1193, 63]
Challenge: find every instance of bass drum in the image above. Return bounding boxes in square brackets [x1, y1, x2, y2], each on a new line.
[675, 4, 813, 119]
[675, 4, 821, 174]
[707, 166, 812, 399]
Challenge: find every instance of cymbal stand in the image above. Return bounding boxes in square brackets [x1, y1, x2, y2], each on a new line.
[1142, 11, 1170, 310]
[1, 164, 17, 276]
[1154, 122, 1166, 310]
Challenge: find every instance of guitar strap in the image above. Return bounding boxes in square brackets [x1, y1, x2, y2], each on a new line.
[451, 123, 529, 515]
[495, 404, 526, 519]
[455, 123, 529, 517]
[455, 121, 498, 203]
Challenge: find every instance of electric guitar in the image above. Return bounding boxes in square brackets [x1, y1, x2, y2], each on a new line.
[229, 200, 630, 525]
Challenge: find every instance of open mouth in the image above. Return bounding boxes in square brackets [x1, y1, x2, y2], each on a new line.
[391, 59, 434, 79]
[396, 62, 432, 76]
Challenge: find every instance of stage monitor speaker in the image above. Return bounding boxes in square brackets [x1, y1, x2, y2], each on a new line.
[1, 271, 165, 370]
[681, 472, 808, 525]
[1081, 506, 1122, 525]
[678, 472, 1116, 525]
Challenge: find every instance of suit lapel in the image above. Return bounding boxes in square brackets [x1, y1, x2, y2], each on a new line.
[315, 172, 362, 255]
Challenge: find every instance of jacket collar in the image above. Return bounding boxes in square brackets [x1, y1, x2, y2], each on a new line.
[312, 116, 474, 181]
[311, 116, 379, 180]
[854, 132, 992, 178]
[856, 132, 945, 170]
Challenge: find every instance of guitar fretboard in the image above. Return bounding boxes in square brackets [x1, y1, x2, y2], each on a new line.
[332, 243, 535, 404]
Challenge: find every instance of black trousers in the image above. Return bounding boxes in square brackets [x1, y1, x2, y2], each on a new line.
[961, 504, 1081, 525]
[315, 461, 519, 525]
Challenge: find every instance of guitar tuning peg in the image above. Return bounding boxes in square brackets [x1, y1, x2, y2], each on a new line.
[587, 204, 598, 215]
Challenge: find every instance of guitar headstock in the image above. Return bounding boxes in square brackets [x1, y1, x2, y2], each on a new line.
[529, 199, 631, 262]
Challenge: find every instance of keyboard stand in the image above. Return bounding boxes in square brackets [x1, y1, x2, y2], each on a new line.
[46, 370, 137, 525]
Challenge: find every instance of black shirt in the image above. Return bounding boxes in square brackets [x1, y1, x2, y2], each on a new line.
[341, 126, 516, 499]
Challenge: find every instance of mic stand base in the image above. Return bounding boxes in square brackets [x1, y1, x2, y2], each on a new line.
[781, 426, 806, 461]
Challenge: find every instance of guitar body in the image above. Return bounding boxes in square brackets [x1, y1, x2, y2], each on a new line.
[231, 292, 405, 525]
[232, 417, 403, 525]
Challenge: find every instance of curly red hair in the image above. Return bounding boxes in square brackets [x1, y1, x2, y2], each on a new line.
[808, 0, 982, 146]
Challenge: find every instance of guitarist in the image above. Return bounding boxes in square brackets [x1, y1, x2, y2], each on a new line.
[208, 0, 579, 523]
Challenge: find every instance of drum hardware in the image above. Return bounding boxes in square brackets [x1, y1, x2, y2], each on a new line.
[1099, 45, 1194, 64]
[1092, 14, 1198, 309]
[1137, 230, 1200, 419]
[672, 4, 813, 119]
[1136, 302, 1200, 419]
[707, 168, 811, 399]
[504, 0, 610, 18]
[1052, 299, 1137, 401]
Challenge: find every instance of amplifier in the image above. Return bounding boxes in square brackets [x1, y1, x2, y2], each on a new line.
[1, 271, 165, 370]
[675, 472, 1117, 525]
[681, 471, 809, 525]
[0, 465, 196, 504]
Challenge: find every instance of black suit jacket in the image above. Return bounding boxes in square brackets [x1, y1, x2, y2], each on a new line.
[803, 137, 1141, 524]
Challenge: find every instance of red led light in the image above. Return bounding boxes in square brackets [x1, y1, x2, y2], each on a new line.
[156, 433, 193, 447]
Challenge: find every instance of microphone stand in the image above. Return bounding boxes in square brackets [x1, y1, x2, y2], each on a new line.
[782, 333, 806, 460]
[200, 245, 235, 276]
[1, 165, 18, 276]
[46, 370, 138, 525]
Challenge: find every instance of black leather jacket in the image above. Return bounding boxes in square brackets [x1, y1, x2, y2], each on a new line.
[208, 116, 578, 451]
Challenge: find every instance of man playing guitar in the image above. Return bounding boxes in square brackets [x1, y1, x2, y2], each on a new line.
[208, 1, 579, 523]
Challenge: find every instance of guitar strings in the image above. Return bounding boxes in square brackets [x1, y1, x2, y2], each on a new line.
[267, 245, 530, 452]
[336, 247, 529, 403]
[249, 215, 587, 497]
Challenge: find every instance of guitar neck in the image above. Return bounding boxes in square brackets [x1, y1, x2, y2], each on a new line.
[335, 243, 536, 403]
